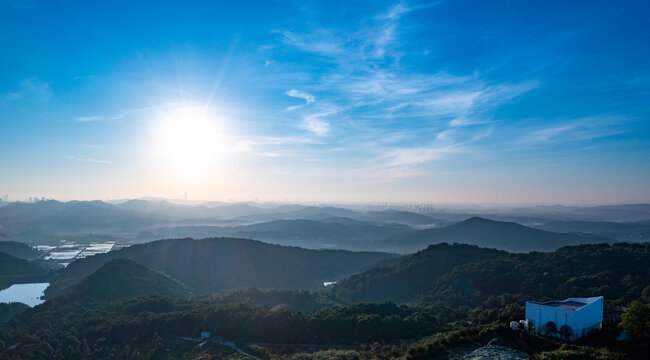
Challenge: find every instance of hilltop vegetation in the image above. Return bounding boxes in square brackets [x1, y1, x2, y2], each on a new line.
[0, 298, 442, 359]
[64, 259, 192, 302]
[0, 241, 40, 259]
[0, 252, 45, 278]
[0, 241, 649, 359]
[209, 288, 342, 312]
[334, 242, 650, 307]
[0, 251, 49, 290]
[0, 303, 30, 322]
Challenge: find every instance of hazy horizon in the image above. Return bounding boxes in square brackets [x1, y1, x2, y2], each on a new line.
[3, 195, 649, 209]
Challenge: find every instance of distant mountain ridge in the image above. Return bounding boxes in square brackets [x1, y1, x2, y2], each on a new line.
[143, 218, 415, 250]
[362, 209, 439, 225]
[377, 216, 611, 253]
[0, 200, 165, 234]
[531, 220, 650, 242]
[1, 200, 641, 253]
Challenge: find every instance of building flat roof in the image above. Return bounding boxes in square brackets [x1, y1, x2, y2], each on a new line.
[528, 296, 603, 311]
[540, 300, 587, 310]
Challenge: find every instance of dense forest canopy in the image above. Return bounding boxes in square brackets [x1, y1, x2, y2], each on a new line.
[64, 259, 193, 302]
[334, 242, 650, 307]
[0, 238, 649, 359]
[45, 237, 396, 298]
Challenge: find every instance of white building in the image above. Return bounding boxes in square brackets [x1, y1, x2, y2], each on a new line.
[525, 296, 603, 341]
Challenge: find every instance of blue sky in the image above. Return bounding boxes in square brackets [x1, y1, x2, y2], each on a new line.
[1, 0, 649, 204]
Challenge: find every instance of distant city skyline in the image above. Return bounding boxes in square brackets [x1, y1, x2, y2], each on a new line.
[1, 1, 649, 204]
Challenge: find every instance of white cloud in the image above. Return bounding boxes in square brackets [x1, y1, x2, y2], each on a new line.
[74, 103, 180, 122]
[285, 89, 316, 110]
[378, 1, 440, 20]
[75, 115, 105, 122]
[65, 155, 113, 165]
[301, 118, 330, 136]
[519, 116, 627, 144]
[300, 107, 339, 136]
[3, 77, 53, 102]
[276, 30, 344, 57]
[384, 144, 457, 167]
[268, 2, 538, 175]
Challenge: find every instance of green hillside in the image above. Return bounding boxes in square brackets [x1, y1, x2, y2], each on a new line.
[0, 251, 47, 278]
[0, 251, 49, 289]
[0, 241, 40, 259]
[46, 237, 396, 298]
[334, 242, 650, 306]
[66, 259, 192, 302]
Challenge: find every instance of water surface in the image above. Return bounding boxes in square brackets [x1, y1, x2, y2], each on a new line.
[0, 283, 49, 307]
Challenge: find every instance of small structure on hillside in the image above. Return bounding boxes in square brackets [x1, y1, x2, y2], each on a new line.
[525, 296, 603, 341]
[198, 331, 212, 349]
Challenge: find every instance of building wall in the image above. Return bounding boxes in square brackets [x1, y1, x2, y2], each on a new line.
[525, 297, 603, 340]
[570, 297, 603, 337]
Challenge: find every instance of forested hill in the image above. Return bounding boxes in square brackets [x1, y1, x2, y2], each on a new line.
[46, 237, 396, 298]
[65, 259, 192, 302]
[0, 251, 49, 289]
[333, 242, 650, 306]
[0, 241, 40, 259]
[0, 251, 47, 278]
[379, 217, 611, 253]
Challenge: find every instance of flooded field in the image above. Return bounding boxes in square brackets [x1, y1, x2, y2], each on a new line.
[42, 242, 115, 267]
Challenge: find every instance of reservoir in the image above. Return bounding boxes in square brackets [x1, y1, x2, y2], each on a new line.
[0, 283, 49, 307]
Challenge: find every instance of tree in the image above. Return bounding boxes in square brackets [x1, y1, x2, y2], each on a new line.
[559, 324, 573, 341]
[620, 301, 650, 340]
[642, 286, 650, 302]
[542, 321, 557, 336]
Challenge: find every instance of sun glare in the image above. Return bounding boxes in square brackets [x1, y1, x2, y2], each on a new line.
[152, 106, 225, 173]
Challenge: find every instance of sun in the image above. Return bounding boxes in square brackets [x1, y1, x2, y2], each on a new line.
[152, 105, 225, 173]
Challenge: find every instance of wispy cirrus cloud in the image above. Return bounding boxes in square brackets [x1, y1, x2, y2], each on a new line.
[74, 103, 182, 122]
[275, 29, 344, 57]
[65, 155, 113, 165]
[300, 108, 337, 136]
[270, 1, 536, 174]
[75, 114, 127, 122]
[519, 116, 629, 144]
[285, 89, 316, 110]
[2, 77, 53, 102]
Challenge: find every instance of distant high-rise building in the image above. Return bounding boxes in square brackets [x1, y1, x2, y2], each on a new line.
[184, 192, 188, 201]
